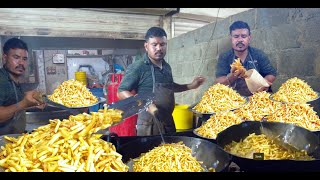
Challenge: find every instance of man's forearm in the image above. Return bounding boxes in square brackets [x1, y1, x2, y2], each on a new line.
[214, 73, 237, 85]
[265, 75, 276, 84]
[0, 102, 24, 123]
[117, 90, 134, 100]
[173, 83, 189, 93]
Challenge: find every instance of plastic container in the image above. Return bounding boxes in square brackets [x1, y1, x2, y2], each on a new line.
[89, 88, 104, 112]
[172, 104, 194, 130]
[109, 114, 138, 136]
[108, 73, 137, 136]
[75, 71, 87, 86]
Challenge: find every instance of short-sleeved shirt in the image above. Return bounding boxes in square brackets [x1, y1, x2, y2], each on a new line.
[0, 68, 24, 126]
[118, 54, 174, 94]
[215, 46, 277, 78]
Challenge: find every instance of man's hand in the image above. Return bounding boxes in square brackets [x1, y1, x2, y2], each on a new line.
[189, 76, 206, 89]
[147, 103, 158, 115]
[231, 66, 246, 78]
[256, 79, 272, 92]
[20, 90, 46, 109]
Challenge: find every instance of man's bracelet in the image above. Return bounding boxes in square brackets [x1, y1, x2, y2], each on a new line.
[226, 74, 232, 85]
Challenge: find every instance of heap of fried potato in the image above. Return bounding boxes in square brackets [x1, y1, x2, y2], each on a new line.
[195, 111, 243, 139]
[234, 91, 282, 121]
[193, 83, 246, 113]
[272, 77, 318, 103]
[49, 79, 98, 107]
[0, 109, 128, 172]
[132, 141, 208, 172]
[224, 133, 314, 160]
[266, 103, 320, 131]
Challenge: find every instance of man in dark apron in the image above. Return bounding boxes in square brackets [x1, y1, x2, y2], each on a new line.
[118, 27, 205, 136]
[215, 21, 277, 96]
[0, 38, 45, 135]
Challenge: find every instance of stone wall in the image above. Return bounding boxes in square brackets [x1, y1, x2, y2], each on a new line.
[167, 8, 320, 105]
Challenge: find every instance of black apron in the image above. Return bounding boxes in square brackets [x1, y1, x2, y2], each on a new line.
[0, 81, 26, 135]
[230, 52, 257, 97]
[136, 64, 176, 136]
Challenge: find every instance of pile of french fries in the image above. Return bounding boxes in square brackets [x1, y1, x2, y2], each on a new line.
[49, 79, 98, 107]
[133, 142, 207, 172]
[272, 77, 318, 103]
[193, 83, 246, 113]
[0, 109, 128, 172]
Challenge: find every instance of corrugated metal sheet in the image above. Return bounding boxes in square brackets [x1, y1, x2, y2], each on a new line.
[0, 8, 160, 40]
[172, 17, 208, 37]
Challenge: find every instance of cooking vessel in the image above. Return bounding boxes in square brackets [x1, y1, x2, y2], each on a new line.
[26, 105, 72, 123]
[216, 121, 320, 172]
[26, 105, 73, 132]
[117, 136, 232, 172]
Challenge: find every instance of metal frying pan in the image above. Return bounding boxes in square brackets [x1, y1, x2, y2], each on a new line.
[116, 136, 232, 172]
[216, 121, 320, 172]
[42, 94, 101, 115]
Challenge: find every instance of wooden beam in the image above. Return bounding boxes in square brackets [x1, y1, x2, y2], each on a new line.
[173, 13, 223, 23]
[161, 16, 172, 39]
[0, 8, 159, 40]
[0, 27, 145, 40]
[77, 8, 177, 16]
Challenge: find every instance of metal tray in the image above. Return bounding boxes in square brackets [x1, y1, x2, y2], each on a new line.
[46, 95, 101, 109]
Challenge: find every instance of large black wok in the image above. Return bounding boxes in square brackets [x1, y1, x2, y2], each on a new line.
[117, 136, 232, 172]
[216, 121, 320, 172]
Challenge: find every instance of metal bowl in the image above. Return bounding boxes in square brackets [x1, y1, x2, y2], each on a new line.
[216, 121, 320, 172]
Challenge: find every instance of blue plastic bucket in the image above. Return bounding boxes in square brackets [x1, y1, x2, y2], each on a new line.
[89, 88, 104, 112]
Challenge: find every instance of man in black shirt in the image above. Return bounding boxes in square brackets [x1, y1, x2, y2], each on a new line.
[215, 21, 277, 96]
[118, 27, 205, 136]
[0, 38, 45, 135]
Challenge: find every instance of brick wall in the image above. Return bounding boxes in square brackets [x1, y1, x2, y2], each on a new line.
[167, 8, 320, 106]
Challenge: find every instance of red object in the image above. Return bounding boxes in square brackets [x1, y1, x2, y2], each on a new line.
[108, 73, 138, 136]
[107, 74, 122, 104]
